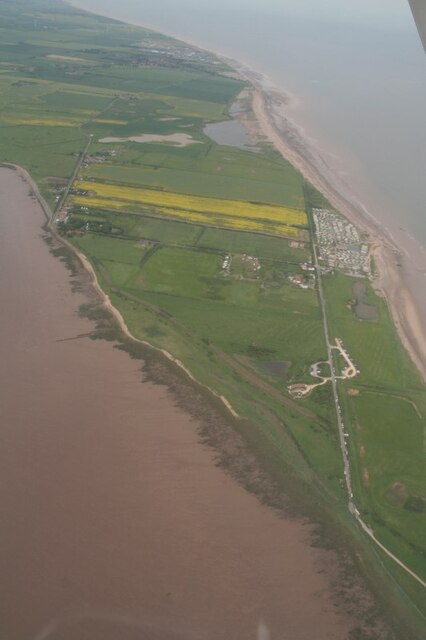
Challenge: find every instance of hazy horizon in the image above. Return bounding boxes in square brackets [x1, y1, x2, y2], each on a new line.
[69, 0, 415, 29]
[70, 0, 426, 249]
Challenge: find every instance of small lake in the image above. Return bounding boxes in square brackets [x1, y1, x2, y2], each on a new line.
[353, 281, 379, 321]
[203, 119, 258, 151]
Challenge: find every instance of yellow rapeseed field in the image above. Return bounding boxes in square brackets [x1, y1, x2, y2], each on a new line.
[0, 115, 127, 127]
[93, 118, 128, 125]
[72, 195, 300, 237]
[156, 206, 299, 236]
[0, 116, 82, 127]
[74, 180, 307, 227]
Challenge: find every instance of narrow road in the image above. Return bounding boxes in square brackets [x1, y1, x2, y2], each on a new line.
[355, 512, 426, 588]
[53, 96, 125, 222]
[312, 236, 426, 590]
[54, 125, 426, 591]
[52, 134, 93, 220]
[332, 339, 357, 378]
[312, 240, 353, 498]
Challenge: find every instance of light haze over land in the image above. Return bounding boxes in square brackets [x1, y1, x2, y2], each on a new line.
[0, 166, 360, 640]
[73, 0, 426, 249]
[1, 2, 425, 635]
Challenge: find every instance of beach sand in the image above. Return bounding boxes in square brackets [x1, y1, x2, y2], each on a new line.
[228, 61, 426, 382]
[67, 0, 426, 382]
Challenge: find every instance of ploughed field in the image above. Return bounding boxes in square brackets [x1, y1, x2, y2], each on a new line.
[0, 0, 425, 626]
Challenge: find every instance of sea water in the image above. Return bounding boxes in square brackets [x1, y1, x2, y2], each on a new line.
[72, 0, 426, 249]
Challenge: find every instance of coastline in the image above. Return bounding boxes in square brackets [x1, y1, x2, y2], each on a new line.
[1, 164, 371, 640]
[227, 61, 426, 382]
[3, 5, 424, 631]
[0, 163, 241, 421]
[1, 163, 420, 637]
[68, 0, 425, 382]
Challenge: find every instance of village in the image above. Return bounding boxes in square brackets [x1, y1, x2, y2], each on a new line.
[221, 252, 317, 289]
[133, 40, 223, 70]
[313, 208, 371, 277]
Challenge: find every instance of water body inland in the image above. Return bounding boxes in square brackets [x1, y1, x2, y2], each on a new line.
[72, 0, 426, 334]
[203, 120, 258, 152]
[0, 165, 376, 639]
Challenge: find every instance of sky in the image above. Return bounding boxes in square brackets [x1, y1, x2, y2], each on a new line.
[71, 0, 414, 31]
[179, 0, 409, 22]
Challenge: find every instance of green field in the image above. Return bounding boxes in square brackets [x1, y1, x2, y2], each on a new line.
[73, 234, 148, 264]
[2, 0, 426, 631]
[321, 270, 426, 579]
[323, 272, 421, 390]
[348, 391, 426, 575]
[81, 146, 305, 208]
[72, 237, 325, 378]
[196, 227, 311, 262]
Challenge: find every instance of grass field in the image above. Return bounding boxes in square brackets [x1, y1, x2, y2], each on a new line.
[72, 234, 148, 264]
[323, 272, 422, 390]
[72, 235, 325, 379]
[2, 0, 426, 627]
[72, 210, 311, 262]
[72, 196, 304, 238]
[196, 227, 311, 261]
[322, 270, 426, 580]
[347, 390, 426, 577]
[81, 151, 305, 208]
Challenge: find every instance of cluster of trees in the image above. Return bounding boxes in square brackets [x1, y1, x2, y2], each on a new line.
[57, 216, 117, 236]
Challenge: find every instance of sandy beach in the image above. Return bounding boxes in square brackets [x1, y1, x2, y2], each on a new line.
[0, 3, 424, 634]
[227, 60, 426, 382]
[66, 3, 426, 382]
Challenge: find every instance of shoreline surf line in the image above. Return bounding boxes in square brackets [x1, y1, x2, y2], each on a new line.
[65, 1, 426, 381]
[223, 62, 426, 382]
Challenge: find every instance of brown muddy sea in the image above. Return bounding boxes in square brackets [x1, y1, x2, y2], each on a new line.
[0, 167, 379, 639]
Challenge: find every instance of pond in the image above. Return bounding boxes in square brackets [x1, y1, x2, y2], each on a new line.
[203, 119, 258, 152]
[353, 281, 379, 321]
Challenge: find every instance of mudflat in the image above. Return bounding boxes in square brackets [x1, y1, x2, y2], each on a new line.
[0, 166, 359, 639]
